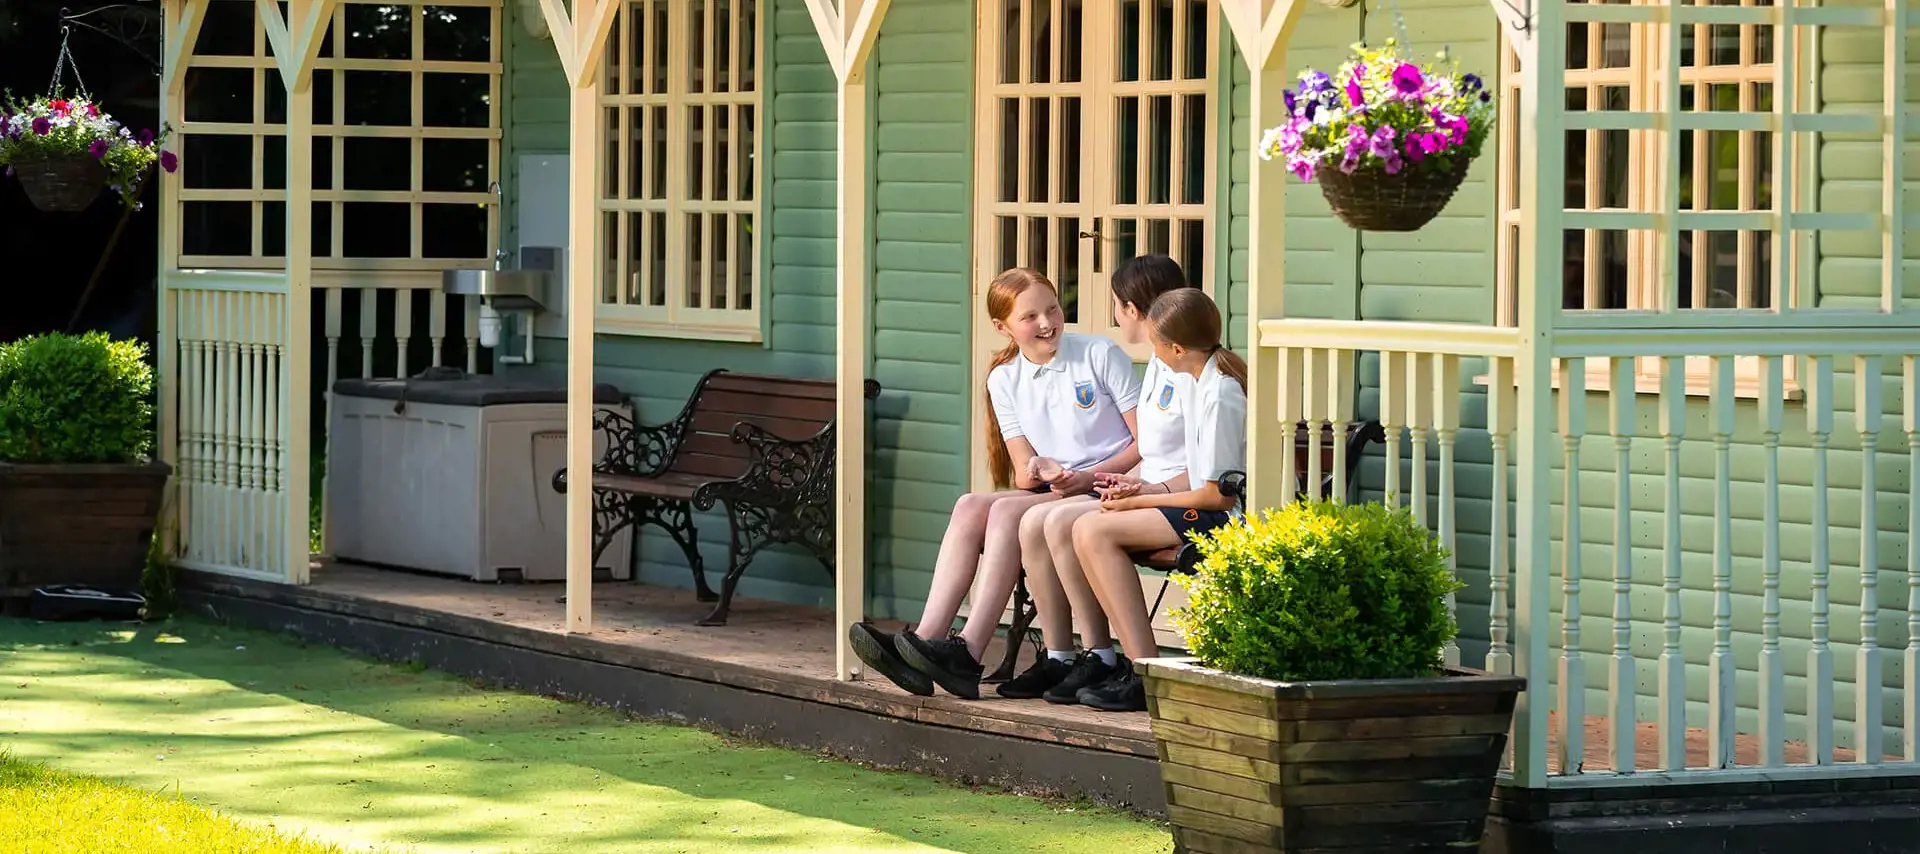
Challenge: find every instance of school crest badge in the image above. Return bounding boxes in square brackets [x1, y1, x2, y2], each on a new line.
[1156, 382, 1176, 410]
[1073, 380, 1097, 409]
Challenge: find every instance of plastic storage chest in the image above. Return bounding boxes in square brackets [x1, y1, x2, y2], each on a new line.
[326, 371, 633, 582]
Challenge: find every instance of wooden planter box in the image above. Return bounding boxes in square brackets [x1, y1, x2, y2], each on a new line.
[1138, 657, 1525, 854]
[0, 461, 171, 595]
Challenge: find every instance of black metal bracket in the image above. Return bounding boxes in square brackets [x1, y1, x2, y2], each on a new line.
[1498, 0, 1534, 33]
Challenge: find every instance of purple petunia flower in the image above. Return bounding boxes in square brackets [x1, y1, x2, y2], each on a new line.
[1284, 89, 1297, 115]
[1392, 63, 1424, 96]
[1480, 91, 1492, 103]
[1346, 68, 1366, 108]
[160, 151, 179, 173]
[88, 139, 109, 159]
[31, 117, 51, 136]
[1383, 152, 1404, 175]
[1462, 73, 1484, 92]
[1404, 138, 1426, 163]
[1304, 70, 1333, 93]
[1368, 126, 1398, 159]
[1290, 156, 1317, 182]
[138, 128, 154, 146]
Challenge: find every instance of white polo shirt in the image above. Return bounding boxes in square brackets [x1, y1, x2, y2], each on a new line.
[1183, 353, 1249, 514]
[988, 332, 1141, 473]
[1136, 356, 1190, 485]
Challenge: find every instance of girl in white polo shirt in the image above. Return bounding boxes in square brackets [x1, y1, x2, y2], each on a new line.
[1071, 288, 1248, 712]
[847, 268, 1142, 700]
[999, 254, 1196, 705]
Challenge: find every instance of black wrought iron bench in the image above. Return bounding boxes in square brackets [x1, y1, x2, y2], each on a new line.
[554, 369, 881, 627]
[986, 419, 1387, 681]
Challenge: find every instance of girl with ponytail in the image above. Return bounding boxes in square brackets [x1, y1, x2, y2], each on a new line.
[848, 268, 1143, 701]
[1067, 288, 1249, 713]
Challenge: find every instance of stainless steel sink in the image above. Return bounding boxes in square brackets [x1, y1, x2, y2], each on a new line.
[441, 268, 552, 311]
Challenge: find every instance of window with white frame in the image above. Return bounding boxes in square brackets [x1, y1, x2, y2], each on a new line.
[1494, 0, 1806, 392]
[596, 0, 764, 340]
[173, 0, 501, 271]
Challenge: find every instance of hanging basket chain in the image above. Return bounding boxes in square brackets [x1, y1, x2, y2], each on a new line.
[47, 8, 92, 100]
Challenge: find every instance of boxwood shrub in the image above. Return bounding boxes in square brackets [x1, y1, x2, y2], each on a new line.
[1172, 500, 1463, 682]
[0, 332, 155, 464]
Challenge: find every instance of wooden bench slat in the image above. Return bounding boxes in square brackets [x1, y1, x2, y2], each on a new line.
[703, 374, 839, 400]
[697, 389, 838, 425]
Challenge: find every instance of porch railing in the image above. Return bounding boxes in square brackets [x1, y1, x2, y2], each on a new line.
[1259, 317, 1920, 786]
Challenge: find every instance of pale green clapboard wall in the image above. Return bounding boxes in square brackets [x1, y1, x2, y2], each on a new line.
[498, 0, 975, 616]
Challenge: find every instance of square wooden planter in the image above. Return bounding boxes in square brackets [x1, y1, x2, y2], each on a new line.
[0, 461, 171, 595]
[1138, 657, 1525, 854]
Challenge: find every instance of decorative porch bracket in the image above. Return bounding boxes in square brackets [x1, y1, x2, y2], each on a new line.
[797, 0, 892, 681]
[535, 0, 625, 635]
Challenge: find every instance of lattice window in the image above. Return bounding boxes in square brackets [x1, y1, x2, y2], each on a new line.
[973, 0, 1218, 358]
[172, 0, 502, 274]
[1492, 0, 1821, 393]
[597, 0, 763, 340]
[1496, 0, 1809, 318]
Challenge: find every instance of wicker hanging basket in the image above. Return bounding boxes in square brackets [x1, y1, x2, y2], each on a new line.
[9, 151, 108, 213]
[1316, 153, 1473, 232]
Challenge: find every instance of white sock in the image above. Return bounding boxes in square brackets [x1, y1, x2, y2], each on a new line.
[1090, 647, 1118, 667]
[1047, 649, 1075, 663]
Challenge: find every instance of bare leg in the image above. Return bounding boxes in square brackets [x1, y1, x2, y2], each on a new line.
[959, 490, 1062, 659]
[1073, 508, 1180, 660]
[1044, 502, 1113, 650]
[1018, 496, 1097, 651]
[915, 491, 1010, 634]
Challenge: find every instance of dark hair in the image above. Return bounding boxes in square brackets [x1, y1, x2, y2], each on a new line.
[1110, 254, 1192, 316]
[983, 268, 1057, 490]
[1147, 289, 1248, 390]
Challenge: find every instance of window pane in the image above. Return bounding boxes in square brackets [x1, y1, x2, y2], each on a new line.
[1029, 97, 1051, 203]
[716, 0, 733, 93]
[345, 4, 411, 59]
[344, 71, 412, 125]
[182, 202, 253, 255]
[603, 211, 621, 302]
[1056, 217, 1080, 324]
[738, 107, 756, 200]
[342, 138, 412, 191]
[1150, 0, 1173, 81]
[1116, 96, 1139, 205]
[685, 214, 705, 307]
[422, 139, 490, 192]
[998, 98, 1020, 203]
[688, 0, 707, 94]
[1031, 0, 1052, 83]
[423, 74, 492, 128]
[626, 211, 649, 304]
[1181, 94, 1205, 205]
[650, 212, 668, 306]
[185, 68, 254, 123]
[423, 5, 492, 62]
[736, 214, 754, 311]
[687, 106, 706, 200]
[740, 0, 758, 92]
[1148, 94, 1171, 205]
[195, 1, 255, 56]
[183, 135, 254, 190]
[999, 0, 1020, 85]
[342, 203, 411, 257]
[1061, 98, 1082, 204]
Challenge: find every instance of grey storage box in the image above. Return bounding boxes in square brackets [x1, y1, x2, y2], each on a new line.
[325, 371, 633, 582]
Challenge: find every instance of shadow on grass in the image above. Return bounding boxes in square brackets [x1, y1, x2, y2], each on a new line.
[0, 616, 1171, 854]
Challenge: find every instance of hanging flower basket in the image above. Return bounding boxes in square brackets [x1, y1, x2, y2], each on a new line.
[0, 92, 177, 214]
[1259, 39, 1495, 233]
[9, 149, 108, 213]
[1316, 152, 1472, 232]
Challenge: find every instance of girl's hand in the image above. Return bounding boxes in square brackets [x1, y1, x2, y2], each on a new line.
[1100, 494, 1143, 512]
[1092, 472, 1141, 489]
[1030, 457, 1066, 483]
[1052, 469, 1098, 496]
[1095, 480, 1143, 501]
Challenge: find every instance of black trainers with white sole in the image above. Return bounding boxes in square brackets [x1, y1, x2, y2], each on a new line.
[847, 622, 934, 696]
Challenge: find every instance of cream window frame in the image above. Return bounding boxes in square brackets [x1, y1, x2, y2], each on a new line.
[170, 0, 504, 280]
[594, 0, 766, 343]
[970, 0, 1221, 362]
[1491, 1, 1815, 398]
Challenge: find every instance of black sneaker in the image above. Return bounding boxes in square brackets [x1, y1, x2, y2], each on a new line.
[996, 655, 1071, 699]
[848, 622, 934, 696]
[1076, 659, 1147, 712]
[1041, 651, 1116, 705]
[894, 631, 984, 700]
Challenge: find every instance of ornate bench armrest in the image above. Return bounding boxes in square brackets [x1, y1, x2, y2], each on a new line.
[551, 407, 684, 494]
[693, 421, 834, 512]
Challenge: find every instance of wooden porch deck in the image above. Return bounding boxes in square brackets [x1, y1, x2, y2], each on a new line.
[177, 560, 1866, 816]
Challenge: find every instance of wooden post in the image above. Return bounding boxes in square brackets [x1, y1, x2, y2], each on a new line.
[538, 0, 622, 635]
[158, 0, 208, 560]
[1225, 0, 1301, 515]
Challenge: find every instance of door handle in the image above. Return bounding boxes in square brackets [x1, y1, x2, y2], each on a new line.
[1080, 217, 1103, 274]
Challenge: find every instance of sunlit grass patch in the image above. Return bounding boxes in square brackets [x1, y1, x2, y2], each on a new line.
[0, 751, 369, 854]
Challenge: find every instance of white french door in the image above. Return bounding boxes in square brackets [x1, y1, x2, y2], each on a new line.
[968, 0, 1219, 491]
[972, 0, 1218, 354]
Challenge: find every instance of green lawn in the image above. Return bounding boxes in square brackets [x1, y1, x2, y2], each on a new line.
[2, 752, 356, 853]
[0, 616, 1170, 854]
